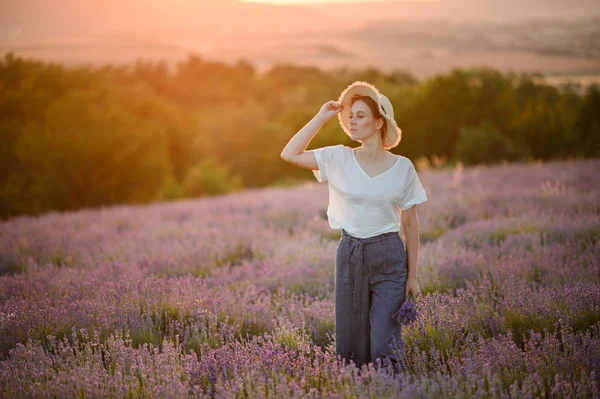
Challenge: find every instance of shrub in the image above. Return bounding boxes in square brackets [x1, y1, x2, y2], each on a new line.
[455, 120, 528, 165]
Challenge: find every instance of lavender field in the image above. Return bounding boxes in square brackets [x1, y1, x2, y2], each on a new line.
[0, 158, 599, 398]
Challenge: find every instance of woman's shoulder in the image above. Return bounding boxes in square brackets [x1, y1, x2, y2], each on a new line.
[393, 154, 418, 174]
[321, 144, 347, 152]
[392, 153, 410, 164]
[330, 144, 352, 157]
[394, 154, 415, 164]
[313, 144, 348, 166]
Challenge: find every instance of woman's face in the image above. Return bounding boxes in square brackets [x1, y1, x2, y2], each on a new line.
[348, 99, 383, 142]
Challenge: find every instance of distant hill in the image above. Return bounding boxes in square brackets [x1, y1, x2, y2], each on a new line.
[1, 0, 338, 42]
[1, 0, 599, 79]
[308, 0, 600, 23]
[3, 0, 599, 43]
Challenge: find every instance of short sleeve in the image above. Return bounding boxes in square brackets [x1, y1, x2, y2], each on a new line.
[399, 162, 428, 210]
[311, 145, 343, 183]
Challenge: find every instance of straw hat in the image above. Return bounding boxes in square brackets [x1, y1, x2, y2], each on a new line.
[337, 81, 402, 150]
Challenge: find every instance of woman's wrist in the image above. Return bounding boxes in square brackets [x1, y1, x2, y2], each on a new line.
[315, 112, 331, 124]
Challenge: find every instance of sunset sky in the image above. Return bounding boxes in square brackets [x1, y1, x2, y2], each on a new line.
[241, 0, 378, 3]
[242, 0, 434, 3]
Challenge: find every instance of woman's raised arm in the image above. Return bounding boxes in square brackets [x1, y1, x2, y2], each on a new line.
[280, 101, 343, 170]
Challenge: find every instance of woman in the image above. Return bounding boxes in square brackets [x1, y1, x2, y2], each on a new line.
[280, 81, 427, 373]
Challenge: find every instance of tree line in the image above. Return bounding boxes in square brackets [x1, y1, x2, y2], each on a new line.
[1, 52, 598, 219]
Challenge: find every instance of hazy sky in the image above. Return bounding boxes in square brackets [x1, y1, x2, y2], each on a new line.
[242, 0, 435, 4]
[241, 0, 375, 3]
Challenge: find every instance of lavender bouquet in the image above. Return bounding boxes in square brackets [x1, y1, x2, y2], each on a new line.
[392, 297, 420, 325]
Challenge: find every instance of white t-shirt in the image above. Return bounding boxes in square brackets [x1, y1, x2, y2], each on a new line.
[311, 144, 428, 238]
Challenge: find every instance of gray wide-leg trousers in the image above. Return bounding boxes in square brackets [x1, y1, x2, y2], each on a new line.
[335, 228, 408, 371]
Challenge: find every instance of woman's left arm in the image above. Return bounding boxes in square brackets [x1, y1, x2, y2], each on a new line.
[400, 204, 422, 300]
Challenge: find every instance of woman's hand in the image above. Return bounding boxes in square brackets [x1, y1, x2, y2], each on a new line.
[318, 100, 343, 121]
[405, 276, 422, 301]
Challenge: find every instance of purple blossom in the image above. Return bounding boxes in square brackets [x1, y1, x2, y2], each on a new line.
[392, 299, 420, 325]
[0, 158, 598, 397]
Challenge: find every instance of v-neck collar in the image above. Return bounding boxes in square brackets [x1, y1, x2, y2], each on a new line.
[352, 148, 401, 180]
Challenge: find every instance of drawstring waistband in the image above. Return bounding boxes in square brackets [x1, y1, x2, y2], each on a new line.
[341, 229, 398, 312]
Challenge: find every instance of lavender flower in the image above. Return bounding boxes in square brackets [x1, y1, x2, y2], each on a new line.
[392, 299, 419, 325]
[0, 158, 598, 398]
